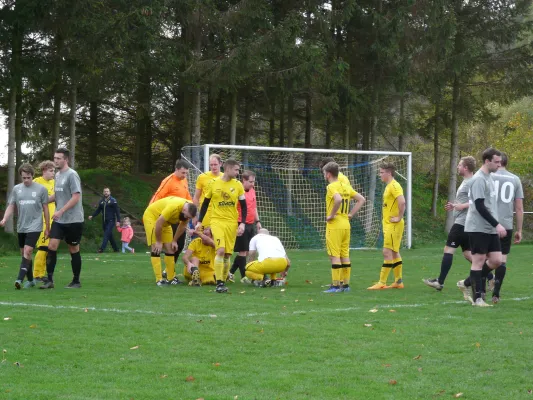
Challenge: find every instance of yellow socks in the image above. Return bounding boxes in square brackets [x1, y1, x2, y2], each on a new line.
[379, 260, 393, 285]
[34, 250, 47, 278]
[151, 254, 162, 282]
[331, 264, 342, 287]
[223, 257, 230, 281]
[341, 263, 351, 286]
[392, 258, 403, 282]
[214, 256, 225, 282]
[164, 254, 175, 281]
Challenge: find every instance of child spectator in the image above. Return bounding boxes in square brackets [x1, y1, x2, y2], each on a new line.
[117, 217, 134, 254]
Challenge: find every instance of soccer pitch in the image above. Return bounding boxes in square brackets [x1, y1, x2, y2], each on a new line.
[1, 245, 533, 399]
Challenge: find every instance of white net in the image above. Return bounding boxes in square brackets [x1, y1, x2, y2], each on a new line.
[181, 145, 411, 250]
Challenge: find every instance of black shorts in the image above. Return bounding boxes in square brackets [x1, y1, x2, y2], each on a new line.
[500, 230, 513, 255]
[18, 232, 41, 249]
[446, 224, 470, 252]
[234, 223, 256, 253]
[49, 222, 84, 246]
[468, 232, 501, 255]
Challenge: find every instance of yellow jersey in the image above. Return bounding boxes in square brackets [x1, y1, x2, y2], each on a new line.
[188, 237, 214, 266]
[144, 197, 190, 225]
[33, 176, 55, 217]
[326, 180, 357, 229]
[338, 172, 350, 186]
[205, 178, 245, 222]
[382, 179, 404, 225]
[196, 171, 222, 204]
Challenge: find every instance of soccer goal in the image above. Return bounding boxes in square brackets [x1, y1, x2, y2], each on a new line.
[181, 145, 412, 250]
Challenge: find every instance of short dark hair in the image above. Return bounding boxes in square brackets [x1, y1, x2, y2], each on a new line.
[460, 156, 476, 173]
[482, 148, 501, 163]
[19, 163, 35, 177]
[175, 159, 190, 170]
[186, 203, 197, 218]
[55, 148, 70, 160]
[323, 162, 339, 177]
[242, 170, 255, 181]
[500, 152, 508, 167]
[319, 157, 336, 170]
[224, 159, 240, 168]
[380, 162, 396, 175]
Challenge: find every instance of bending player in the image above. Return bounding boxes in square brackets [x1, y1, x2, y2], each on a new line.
[182, 228, 216, 286]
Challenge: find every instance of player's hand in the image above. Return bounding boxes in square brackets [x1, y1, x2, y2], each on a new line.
[116, 222, 120, 227]
[187, 263, 195, 274]
[348, 214, 354, 220]
[256, 221, 262, 230]
[326, 216, 334, 222]
[389, 216, 401, 223]
[187, 228, 196, 236]
[0, 219, 5, 227]
[444, 202, 454, 212]
[237, 223, 245, 236]
[44, 228, 49, 239]
[195, 222, 202, 232]
[52, 210, 63, 221]
[496, 224, 507, 238]
[88, 216, 93, 221]
[153, 241, 163, 255]
[514, 231, 522, 244]
[171, 241, 178, 252]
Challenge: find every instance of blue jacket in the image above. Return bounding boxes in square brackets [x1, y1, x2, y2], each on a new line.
[92, 196, 121, 222]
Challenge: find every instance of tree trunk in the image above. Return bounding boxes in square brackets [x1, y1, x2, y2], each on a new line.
[445, 75, 460, 232]
[134, 66, 152, 174]
[279, 95, 285, 147]
[243, 95, 251, 146]
[191, 89, 201, 146]
[362, 117, 371, 150]
[68, 85, 77, 168]
[269, 97, 276, 147]
[51, 33, 63, 153]
[430, 101, 440, 217]
[230, 92, 237, 145]
[398, 94, 405, 151]
[15, 85, 22, 168]
[88, 101, 98, 168]
[287, 94, 294, 148]
[215, 90, 222, 143]
[305, 93, 312, 148]
[325, 116, 331, 149]
[5, 86, 17, 233]
[206, 88, 214, 144]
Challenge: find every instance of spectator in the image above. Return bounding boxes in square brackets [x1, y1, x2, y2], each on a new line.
[89, 187, 121, 253]
[117, 217, 135, 254]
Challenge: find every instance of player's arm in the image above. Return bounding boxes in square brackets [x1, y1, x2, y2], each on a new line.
[514, 197, 524, 244]
[54, 192, 81, 221]
[473, 198, 506, 237]
[348, 193, 366, 219]
[255, 209, 261, 230]
[181, 249, 198, 273]
[152, 215, 167, 254]
[281, 255, 291, 277]
[327, 193, 342, 222]
[389, 195, 406, 223]
[172, 220, 188, 251]
[196, 197, 211, 229]
[196, 231, 215, 247]
[0, 203, 16, 227]
[89, 200, 102, 220]
[238, 194, 247, 236]
[192, 188, 202, 206]
[42, 203, 50, 238]
[48, 193, 55, 203]
[445, 201, 469, 212]
[247, 249, 257, 262]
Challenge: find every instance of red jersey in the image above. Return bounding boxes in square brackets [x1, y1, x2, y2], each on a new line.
[238, 188, 257, 224]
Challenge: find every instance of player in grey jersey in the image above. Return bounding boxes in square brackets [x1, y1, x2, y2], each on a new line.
[423, 156, 475, 291]
[0, 164, 50, 289]
[40, 148, 85, 289]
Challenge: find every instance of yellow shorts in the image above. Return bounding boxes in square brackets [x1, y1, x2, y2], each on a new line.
[383, 220, 404, 253]
[183, 264, 216, 285]
[210, 221, 237, 254]
[326, 228, 350, 258]
[144, 217, 173, 246]
[245, 258, 288, 280]
[37, 230, 50, 248]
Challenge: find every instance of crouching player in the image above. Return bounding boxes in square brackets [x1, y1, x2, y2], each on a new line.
[243, 229, 290, 287]
[183, 228, 216, 286]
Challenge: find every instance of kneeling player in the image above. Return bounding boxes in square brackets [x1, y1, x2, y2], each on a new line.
[182, 228, 216, 286]
[143, 197, 197, 286]
[244, 229, 290, 287]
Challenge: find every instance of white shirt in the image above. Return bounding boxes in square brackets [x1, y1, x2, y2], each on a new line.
[249, 234, 286, 262]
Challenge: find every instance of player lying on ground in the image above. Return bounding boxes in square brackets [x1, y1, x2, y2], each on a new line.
[182, 227, 216, 286]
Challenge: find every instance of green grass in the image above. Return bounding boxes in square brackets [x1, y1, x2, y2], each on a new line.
[1, 245, 533, 399]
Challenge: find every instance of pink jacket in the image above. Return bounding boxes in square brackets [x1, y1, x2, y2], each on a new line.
[117, 225, 134, 243]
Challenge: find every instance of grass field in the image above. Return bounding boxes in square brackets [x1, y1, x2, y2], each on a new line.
[1, 245, 533, 399]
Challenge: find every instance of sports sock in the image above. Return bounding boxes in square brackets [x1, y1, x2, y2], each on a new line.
[214, 256, 224, 282]
[438, 253, 453, 285]
[341, 263, 351, 286]
[481, 262, 490, 293]
[71, 252, 82, 283]
[151, 253, 163, 282]
[223, 257, 230, 280]
[487, 272, 494, 281]
[34, 248, 48, 277]
[493, 263, 507, 297]
[17, 257, 31, 281]
[331, 264, 342, 287]
[470, 270, 482, 301]
[46, 250, 57, 282]
[164, 253, 176, 280]
[27, 260, 34, 281]
[379, 260, 393, 285]
[392, 258, 403, 283]
[464, 276, 471, 287]
[231, 255, 247, 277]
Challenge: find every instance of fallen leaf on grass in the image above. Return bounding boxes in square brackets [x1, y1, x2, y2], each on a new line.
[3, 317, 11, 321]
[280, 289, 286, 292]
[130, 346, 139, 350]
[209, 314, 217, 318]
[84, 308, 89, 313]
[29, 324, 37, 329]
[186, 376, 195, 382]
[475, 342, 481, 348]
[258, 329, 264, 333]
[14, 362, 23, 368]
[413, 355, 422, 360]
[213, 363, 221, 367]
[234, 396, 239, 400]
[453, 393, 463, 398]
[382, 364, 391, 368]
[527, 389, 532, 394]
[308, 299, 313, 302]
[418, 368, 423, 372]
[197, 320, 203, 323]
[364, 324, 372, 327]
[369, 308, 378, 313]
[389, 380, 397, 385]
[392, 329, 397, 333]
[389, 309, 396, 313]
[160, 375, 168, 379]
[294, 300, 299, 303]
[239, 291, 246, 294]
[305, 280, 312, 284]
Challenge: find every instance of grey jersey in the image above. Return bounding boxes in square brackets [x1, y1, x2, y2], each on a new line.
[453, 177, 472, 226]
[9, 182, 48, 233]
[54, 168, 84, 223]
[465, 169, 498, 234]
[491, 169, 524, 230]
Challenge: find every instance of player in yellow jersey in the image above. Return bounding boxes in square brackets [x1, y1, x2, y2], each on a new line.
[182, 228, 216, 286]
[368, 162, 406, 290]
[196, 159, 246, 293]
[33, 161, 56, 281]
[193, 154, 223, 229]
[319, 157, 351, 186]
[143, 197, 197, 286]
[321, 162, 366, 293]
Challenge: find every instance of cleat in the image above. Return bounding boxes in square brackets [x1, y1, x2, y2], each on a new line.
[65, 281, 82, 289]
[457, 280, 473, 303]
[423, 278, 443, 291]
[169, 277, 183, 285]
[492, 296, 500, 304]
[323, 286, 342, 293]
[39, 281, 55, 289]
[24, 281, 36, 289]
[241, 276, 252, 284]
[215, 283, 228, 293]
[34, 277, 45, 282]
[272, 279, 286, 287]
[227, 273, 235, 283]
[473, 298, 492, 307]
[156, 279, 169, 287]
[190, 270, 201, 286]
[131, 248, 135, 254]
[97, 249, 103, 254]
[487, 277, 495, 292]
[341, 286, 351, 293]
[162, 270, 167, 280]
[263, 279, 272, 287]
[15, 280, 22, 290]
[253, 280, 266, 288]
[386, 281, 404, 289]
[367, 282, 388, 290]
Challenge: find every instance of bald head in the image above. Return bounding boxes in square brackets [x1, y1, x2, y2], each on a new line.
[258, 228, 270, 235]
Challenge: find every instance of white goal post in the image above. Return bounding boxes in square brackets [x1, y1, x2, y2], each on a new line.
[181, 144, 412, 250]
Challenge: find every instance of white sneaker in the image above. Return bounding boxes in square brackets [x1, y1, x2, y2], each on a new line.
[457, 280, 473, 303]
[227, 273, 235, 283]
[241, 276, 252, 284]
[423, 278, 443, 291]
[473, 298, 492, 307]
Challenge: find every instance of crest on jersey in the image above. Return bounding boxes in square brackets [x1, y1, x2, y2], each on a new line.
[32, 192, 36, 197]
[230, 187, 235, 193]
[222, 191, 231, 201]
[62, 179, 66, 185]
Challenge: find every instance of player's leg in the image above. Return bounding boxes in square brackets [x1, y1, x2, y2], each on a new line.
[468, 234, 496, 306]
[231, 224, 251, 280]
[245, 260, 265, 282]
[199, 266, 216, 285]
[250, 258, 287, 287]
[210, 223, 228, 292]
[144, 218, 165, 286]
[34, 229, 49, 280]
[340, 229, 351, 292]
[40, 222, 63, 289]
[222, 223, 237, 281]
[325, 228, 343, 293]
[491, 230, 511, 303]
[368, 225, 395, 289]
[64, 223, 84, 288]
[388, 221, 405, 288]
[19, 232, 39, 288]
[15, 234, 30, 289]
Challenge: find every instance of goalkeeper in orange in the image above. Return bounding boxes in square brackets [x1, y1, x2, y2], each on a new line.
[322, 162, 366, 293]
[196, 159, 247, 294]
[368, 162, 406, 290]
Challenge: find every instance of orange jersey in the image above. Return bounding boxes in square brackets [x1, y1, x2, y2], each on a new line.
[150, 174, 191, 204]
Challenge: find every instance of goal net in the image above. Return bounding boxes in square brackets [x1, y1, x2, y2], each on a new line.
[181, 145, 412, 250]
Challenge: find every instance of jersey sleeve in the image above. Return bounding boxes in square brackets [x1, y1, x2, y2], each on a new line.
[515, 178, 524, 199]
[8, 189, 16, 205]
[391, 182, 404, 198]
[204, 179, 214, 199]
[237, 181, 245, 197]
[40, 186, 49, 205]
[349, 186, 358, 198]
[470, 178, 486, 201]
[69, 173, 82, 194]
[195, 174, 205, 190]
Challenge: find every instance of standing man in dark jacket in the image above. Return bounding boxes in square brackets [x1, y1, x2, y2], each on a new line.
[89, 187, 121, 253]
